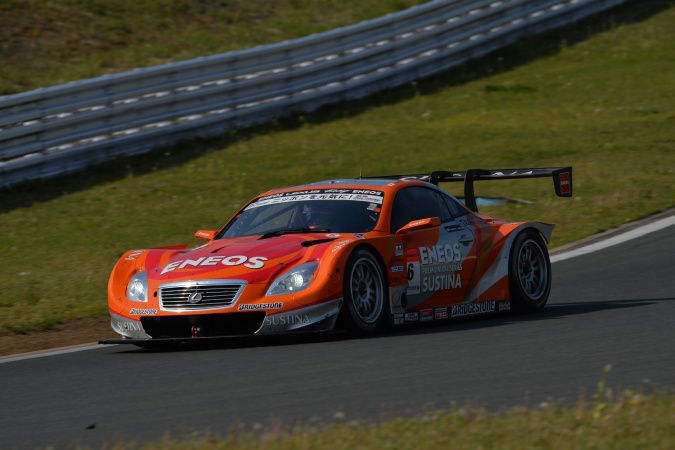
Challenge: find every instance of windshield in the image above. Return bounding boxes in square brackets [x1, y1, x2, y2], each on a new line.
[219, 189, 384, 238]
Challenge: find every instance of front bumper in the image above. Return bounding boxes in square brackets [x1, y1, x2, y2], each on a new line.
[107, 298, 342, 340]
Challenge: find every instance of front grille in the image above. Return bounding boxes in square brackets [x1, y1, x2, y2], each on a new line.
[159, 280, 246, 311]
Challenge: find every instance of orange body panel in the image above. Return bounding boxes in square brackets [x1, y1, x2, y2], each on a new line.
[107, 179, 555, 339]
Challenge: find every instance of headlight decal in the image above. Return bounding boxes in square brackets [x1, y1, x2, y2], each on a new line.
[266, 261, 318, 296]
[126, 271, 148, 302]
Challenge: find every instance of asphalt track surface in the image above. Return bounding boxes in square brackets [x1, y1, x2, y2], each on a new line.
[1, 215, 674, 449]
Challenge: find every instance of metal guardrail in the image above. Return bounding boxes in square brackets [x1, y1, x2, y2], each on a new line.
[0, 0, 625, 187]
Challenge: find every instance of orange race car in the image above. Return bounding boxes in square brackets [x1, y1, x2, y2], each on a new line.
[101, 167, 572, 345]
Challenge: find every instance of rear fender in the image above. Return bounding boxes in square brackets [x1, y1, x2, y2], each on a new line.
[465, 222, 553, 303]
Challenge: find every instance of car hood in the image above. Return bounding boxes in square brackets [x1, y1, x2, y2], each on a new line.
[145, 234, 338, 284]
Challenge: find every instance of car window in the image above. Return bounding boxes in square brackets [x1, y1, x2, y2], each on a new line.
[440, 191, 469, 217]
[390, 187, 455, 231]
[219, 190, 384, 238]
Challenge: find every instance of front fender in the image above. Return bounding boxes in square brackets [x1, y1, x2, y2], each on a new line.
[289, 236, 384, 307]
[107, 247, 186, 314]
[108, 250, 149, 314]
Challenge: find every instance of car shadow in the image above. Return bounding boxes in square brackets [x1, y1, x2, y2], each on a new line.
[364, 298, 665, 340]
[106, 297, 670, 354]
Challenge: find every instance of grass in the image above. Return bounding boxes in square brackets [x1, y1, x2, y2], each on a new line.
[0, 0, 427, 94]
[113, 383, 675, 449]
[96, 367, 675, 448]
[1, 0, 674, 333]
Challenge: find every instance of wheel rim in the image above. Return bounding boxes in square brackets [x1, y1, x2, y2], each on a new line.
[517, 239, 548, 300]
[349, 256, 384, 324]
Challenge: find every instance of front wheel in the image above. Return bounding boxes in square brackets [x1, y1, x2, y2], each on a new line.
[508, 230, 551, 313]
[341, 248, 387, 333]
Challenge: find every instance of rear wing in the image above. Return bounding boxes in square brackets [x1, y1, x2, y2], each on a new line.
[368, 167, 572, 212]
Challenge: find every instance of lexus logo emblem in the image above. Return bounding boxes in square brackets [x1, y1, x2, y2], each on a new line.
[188, 292, 203, 303]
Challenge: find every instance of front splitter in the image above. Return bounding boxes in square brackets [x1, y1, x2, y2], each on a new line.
[99, 329, 344, 347]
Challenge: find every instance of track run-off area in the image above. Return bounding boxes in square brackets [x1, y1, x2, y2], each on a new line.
[1, 210, 674, 449]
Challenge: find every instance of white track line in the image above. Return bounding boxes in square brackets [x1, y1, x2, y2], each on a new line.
[2, 211, 674, 363]
[551, 213, 675, 263]
[0, 343, 102, 364]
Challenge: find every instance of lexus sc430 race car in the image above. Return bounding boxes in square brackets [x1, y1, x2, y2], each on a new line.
[102, 167, 572, 345]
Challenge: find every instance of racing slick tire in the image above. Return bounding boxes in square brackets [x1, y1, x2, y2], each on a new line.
[508, 230, 552, 313]
[341, 248, 387, 334]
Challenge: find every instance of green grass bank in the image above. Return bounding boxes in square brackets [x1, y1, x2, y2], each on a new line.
[1, 1, 674, 333]
[0, 0, 427, 94]
[112, 386, 675, 449]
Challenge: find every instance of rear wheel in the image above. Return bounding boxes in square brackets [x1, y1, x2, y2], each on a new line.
[509, 230, 551, 313]
[341, 248, 387, 333]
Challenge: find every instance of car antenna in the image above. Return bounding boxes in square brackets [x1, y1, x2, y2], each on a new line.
[358, 143, 363, 179]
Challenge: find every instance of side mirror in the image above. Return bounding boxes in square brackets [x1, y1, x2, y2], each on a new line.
[395, 217, 441, 235]
[194, 230, 217, 240]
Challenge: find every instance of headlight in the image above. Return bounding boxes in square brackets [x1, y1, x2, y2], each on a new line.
[266, 262, 318, 296]
[126, 271, 148, 302]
